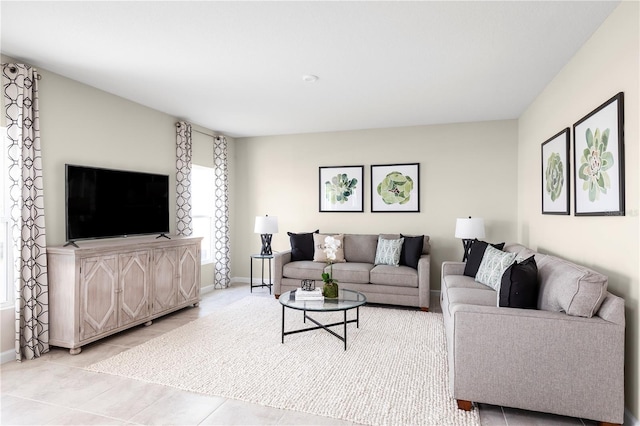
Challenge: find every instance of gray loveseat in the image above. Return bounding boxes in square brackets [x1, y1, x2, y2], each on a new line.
[441, 242, 625, 425]
[274, 233, 431, 310]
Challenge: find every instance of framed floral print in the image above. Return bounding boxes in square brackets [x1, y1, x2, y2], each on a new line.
[371, 163, 420, 212]
[541, 128, 570, 215]
[319, 165, 364, 212]
[573, 92, 625, 216]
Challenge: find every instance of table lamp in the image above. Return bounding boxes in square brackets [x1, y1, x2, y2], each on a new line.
[455, 217, 485, 262]
[254, 215, 278, 256]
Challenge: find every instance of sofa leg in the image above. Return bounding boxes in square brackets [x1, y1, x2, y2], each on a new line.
[598, 422, 620, 426]
[420, 307, 429, 312]
[274, 294, 280, 299]
[456, 400, 473, 411]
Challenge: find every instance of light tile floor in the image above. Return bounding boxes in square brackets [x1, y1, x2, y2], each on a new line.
[1, 283, 598, 426]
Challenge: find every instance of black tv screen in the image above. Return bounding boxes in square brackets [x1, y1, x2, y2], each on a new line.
[65, 164, 170, 242]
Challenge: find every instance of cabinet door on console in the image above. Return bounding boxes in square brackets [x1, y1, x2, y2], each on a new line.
[80, 255, 118, 341]
[119, 251, 151, 326]
[178, 244, 200, 303]
[153, 247, 178, 314]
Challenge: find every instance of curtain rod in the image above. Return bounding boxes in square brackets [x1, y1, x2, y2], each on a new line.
[1, 64, 42, 80]
[175, 122, 218, 138]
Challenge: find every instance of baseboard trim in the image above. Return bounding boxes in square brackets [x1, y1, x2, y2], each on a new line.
[234, 277, 273, 285]
[1, 349, 15, 364]
[626, 408, 639, 426]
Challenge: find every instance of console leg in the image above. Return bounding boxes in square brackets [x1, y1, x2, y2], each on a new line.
[69, 347, 81, 355]
[144, 320, 153, 326]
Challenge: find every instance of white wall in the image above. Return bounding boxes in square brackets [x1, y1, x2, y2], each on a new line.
[518, 1, 639, 419]
[234, 119, 519, 290]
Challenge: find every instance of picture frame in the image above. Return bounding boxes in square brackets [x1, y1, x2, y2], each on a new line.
[573, 92, 625, 216]
[541, 128, 570, 215]
[319, 165, 364, 212]
[371, 163, 420, 212]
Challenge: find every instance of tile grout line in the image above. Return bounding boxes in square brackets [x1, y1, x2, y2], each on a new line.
[501, 406, 508, 426]
[4, 393, 138, 425]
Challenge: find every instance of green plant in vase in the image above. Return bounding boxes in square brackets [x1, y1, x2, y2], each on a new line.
[321, 235, 340, 298]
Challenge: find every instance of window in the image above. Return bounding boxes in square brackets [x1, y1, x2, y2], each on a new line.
[191, 165, 215, 264]
[1, 126, 14, 306]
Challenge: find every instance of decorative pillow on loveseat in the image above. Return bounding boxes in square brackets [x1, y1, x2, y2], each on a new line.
[313, 233, 346, 263]
[400, 234, 424, 269]
[464, 239, 506, 277]
[287, 230, 319, 261]
[374, 237, 404, 266]
[475, 245, 516, 290]
[499, 255, 539, 308]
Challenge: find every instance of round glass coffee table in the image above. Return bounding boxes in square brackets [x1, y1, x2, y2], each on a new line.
[279, 288, 366, 350]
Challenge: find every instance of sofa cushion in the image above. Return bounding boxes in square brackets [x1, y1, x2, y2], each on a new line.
[375, 237, 404, 266]
[282, 261, 327, 280]
[287, 230, 318, 261]
[313, 233, 346, 263]
[537, 255, 608, 317]
[370, 265, 418, 287]
[464, 239, 505, 277]
[504, 243, 548, 264]
[446, 287, 497, 308]
[399, 234, 424, 269]
[344, 234, 378, 263]
[330, 262, 374, 284]
[499, 255, 539, 309]
[443, 274, 489, 290]
[475, 245, 516, 290]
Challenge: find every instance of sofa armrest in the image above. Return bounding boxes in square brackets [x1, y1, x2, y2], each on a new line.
[273, 250, 292, 297]
[417, 254, 430, 310]
[442, 261, 465, 278]
[450, 303, 625, 423]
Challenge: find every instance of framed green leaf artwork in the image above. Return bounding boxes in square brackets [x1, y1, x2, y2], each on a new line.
[573, 92, 625, 216]
[319, 165, 364, 212]
[371, 163, 420, 212]
[541, 128, 570, 215]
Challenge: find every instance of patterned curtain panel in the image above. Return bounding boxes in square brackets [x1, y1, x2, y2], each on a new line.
[213, 136, 231, 288]
[2, 64, 49, 361]
[176, 121, 192, 236]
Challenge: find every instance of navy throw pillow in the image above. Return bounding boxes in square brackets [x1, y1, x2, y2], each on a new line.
[287, 230, 319, 261]
[499, 255, 539, 309]
[463, 239, 505, 277]
[399, 234, 424, 269]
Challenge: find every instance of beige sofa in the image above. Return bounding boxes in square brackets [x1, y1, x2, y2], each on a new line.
[441, 242, 625, 425]
[274, 233, 431, 310]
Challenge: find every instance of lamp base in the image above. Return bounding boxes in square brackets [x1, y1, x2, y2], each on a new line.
[461, 239, 474, 262]
[260, 234, 273, 256]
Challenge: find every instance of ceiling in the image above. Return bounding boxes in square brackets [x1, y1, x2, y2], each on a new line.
[1, 1, 620, 138]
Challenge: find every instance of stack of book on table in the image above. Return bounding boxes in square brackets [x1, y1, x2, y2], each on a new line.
[295, 288, 324, 301]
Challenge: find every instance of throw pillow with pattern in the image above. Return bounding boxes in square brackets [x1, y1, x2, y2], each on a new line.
[475, 245, 517, 290]
[374, 237, 405, 267]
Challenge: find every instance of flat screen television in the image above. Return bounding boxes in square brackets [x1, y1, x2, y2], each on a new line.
[65, 164, 170, 243]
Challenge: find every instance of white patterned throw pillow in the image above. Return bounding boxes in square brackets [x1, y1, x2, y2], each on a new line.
[475, 245, 517, 290]
[374, 237, 404, 266]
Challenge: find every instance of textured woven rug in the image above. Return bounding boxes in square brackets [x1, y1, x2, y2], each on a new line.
[87, 296, 480, 426]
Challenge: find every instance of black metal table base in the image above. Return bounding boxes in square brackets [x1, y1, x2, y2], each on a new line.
[281, 306, 360, 350]
[250, 255, 272, 294]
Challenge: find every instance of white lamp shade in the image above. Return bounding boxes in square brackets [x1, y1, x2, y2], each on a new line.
[254, 216, 278, 234]
[455, 217, 485, 239]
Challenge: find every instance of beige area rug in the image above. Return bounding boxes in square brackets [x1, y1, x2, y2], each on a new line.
[87, 296, 480, 426]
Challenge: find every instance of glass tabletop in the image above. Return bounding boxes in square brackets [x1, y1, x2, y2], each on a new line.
[279, 289, 366, 312]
